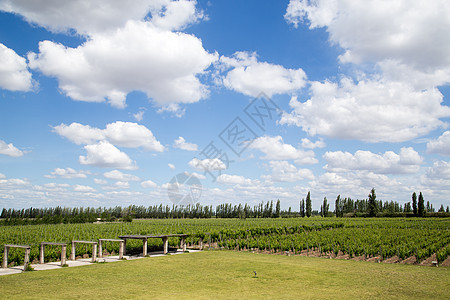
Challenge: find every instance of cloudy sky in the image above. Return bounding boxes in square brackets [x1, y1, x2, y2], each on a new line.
[0, 0, 449, 210]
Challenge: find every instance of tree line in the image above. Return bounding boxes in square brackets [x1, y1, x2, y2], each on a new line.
[1, 189, 449, 225]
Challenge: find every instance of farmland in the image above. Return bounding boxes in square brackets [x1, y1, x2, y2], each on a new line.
[1, 217, 449, 267]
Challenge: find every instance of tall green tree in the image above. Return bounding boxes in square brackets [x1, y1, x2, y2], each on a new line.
[306, 191, 312, 217]
[275, 199, 281, 218]
[418, 192, 425, 217]
[335, 195, 342, 217]
[300, 199, 305, 217]
[368, 188, 377, 217]
[321, 197, 329, 217]
[412, 192, 417, 216]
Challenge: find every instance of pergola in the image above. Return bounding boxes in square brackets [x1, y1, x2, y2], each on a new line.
[118, 234, 188, 256]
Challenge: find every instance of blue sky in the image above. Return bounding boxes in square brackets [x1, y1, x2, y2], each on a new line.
[0, 0, 449, 210]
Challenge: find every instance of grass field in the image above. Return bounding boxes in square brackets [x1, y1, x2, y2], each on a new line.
[0, 250, 448, 299]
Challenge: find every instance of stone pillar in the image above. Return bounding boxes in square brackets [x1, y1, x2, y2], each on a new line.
[119, 241, 124, 259]
[39, 244, 45, 264]
[123, 239, 127, 255]
[98, 240, 103, 258]
[71, 241, 76, 260]
[181, 237, 186, 252]
[143, 238, 148, 256]
[163, 237, 169, 254]
[92, 243, 97, 262]
[199, 238, 203, 250]
[23, 248, 30, 270]
[61, 245, 66, 266]
[2, 246, 8, 268]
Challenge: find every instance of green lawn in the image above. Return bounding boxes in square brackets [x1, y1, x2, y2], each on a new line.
[0, 251, 448, 299]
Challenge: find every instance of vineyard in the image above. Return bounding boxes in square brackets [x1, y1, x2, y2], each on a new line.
[1, 218, 449, 267]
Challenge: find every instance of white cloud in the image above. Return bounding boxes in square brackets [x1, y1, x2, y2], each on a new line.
[28, 20, 217, 109]
[0, 178, 30, 187]
[0, 0, 202, 35]
[280, 79, 450, 143]
[426, 161, 450, 180]
[53, 121, 164, 151]
[0, 43, 34, 91]
[79, 141, 137, 170]
[53, 123, 104, 145]
[141, 180, 157, 188]
[150, 0, 205, 31]
[103, 170, 140, 182]
[188, 158, 227, 171]
[264, 160, 315, 182]
[283, 1, 450, 144]
[284, 0, 450, 73]
[168, 163, 176, 170]
[173, 136, 198, 151]
[133, 110, 145, 122]
[217, 174, 254, 185]
[323, 147, 423, 174]
[104, 121, 165, 151]
[94, 178, 108, 185]
[0, 140, 25, 157]
[219, 51, 307, 97]
[45, 168, 90, 179]
[73, 184, 96, 192]
[248, 135, 317, 164]
[301, 137, 325, 149]
[427, 131, 450, 156]
[0, 173, 5, 179]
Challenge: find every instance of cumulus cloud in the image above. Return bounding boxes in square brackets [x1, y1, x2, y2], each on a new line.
[217, 174, 254, 185]
[73, 184, 96, 192]
[53, 121, 164, 151]
[0, 0, 203, 35]
[280, 79, 450, 143]
[103, 170, 140, 182]
[141, 180, 157, 188]
[426, 161, 450, 180]
[284, 0, 450, 73]
[283, 1, 450, 144]
[94, 178, 108, 185]
[218, 51, 307, 97]
[0, 140, 25, 157]
[0, 43, 34, 91]
[427, 131, 450, 156]
[0, 173, 5, 179]
[248, 135, 317, 164]
[27, 20, 216, 110]
[53, 123, 104, 145]
[168, 163, 176, 170]
[173, 136, 198, 151]
[102, 181, 130, 190]
[79, 141, 137, 170]
[301, 137, 325, 149]
[264, 160, 315, 182]
[104, 121, 165, 151]
[323, 147, 423, 174]
[45, 168, 91, 179]
[133, 110, 145, 122]
[188, 158, 227, 171]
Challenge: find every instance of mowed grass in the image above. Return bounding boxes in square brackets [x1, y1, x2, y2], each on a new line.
[0, 251, 448, 299]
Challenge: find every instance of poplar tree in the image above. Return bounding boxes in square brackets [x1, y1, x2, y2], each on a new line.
[418, 192, 425, 217]
[321, 197, 329, 217]
[335, 195, 341, 217]
[300, 199, 305, 217]
[306, 191, 312, 217]
[275, 199, 281, 218]
[368, 188, 377, 217]
[412, 192, 417, 216]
